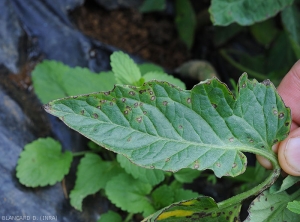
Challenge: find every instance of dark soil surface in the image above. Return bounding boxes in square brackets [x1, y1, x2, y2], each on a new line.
[71, 2, 191, 70]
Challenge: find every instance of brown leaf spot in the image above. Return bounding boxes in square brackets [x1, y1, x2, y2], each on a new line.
[151, 96, 156, 101]
[212, 103, 217, 108]
[229, 137, 234, 142]
[262, 79, 271, 86]
[278, 113, 284, 119]
[163, 101, 168, 106]
[124, 110, 128, 115]
[129, 91, 135, 96]
[122, 98, 126, 102]
[93, 113, 98, 119]
[134, 102, 138, 107]
[143, 111, 147, 115]
[136, 116, 142, 123]
[232, 163, 237, 168]
[80, 110, 84, 115]
[187, 98, 191, 103]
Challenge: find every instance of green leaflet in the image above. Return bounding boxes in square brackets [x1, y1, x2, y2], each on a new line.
[139, 0, 166, 13]
[70, 153, 124, 211]
[110, 51, 141, 86]
[209, 0, 294, 26]
[97, 211, 122, 222]
[174, 168, 201, 183]
[143, 71, 186, 90]
[281, 4, 300, 58]
[44, 73, 290, 178]
[117, 154, 165, 186]
[270, 175, 300, 194]
[139, 63, 165, 75]
[152, 185, 175, 210]
[16, 138, 72, 187]
[105, 173, 155, 216]
[151, 185, 199, 211]
[287, 201, 300, 214]
[175, 0, 196, 49]
[32, 60, 116, 103]
[245, 189, 300, 221]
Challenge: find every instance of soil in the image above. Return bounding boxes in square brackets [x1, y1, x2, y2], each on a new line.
[70, 1, 191, 70]
[4, 1, 195, 137]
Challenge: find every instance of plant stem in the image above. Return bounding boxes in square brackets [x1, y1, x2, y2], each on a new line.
[124, 213, 134, 222]
[220, 49, 266, 81]
[218, 167, 281, 209]
[72, 150, 97, 157]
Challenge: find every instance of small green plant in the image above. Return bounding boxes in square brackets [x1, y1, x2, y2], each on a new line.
[16, 51, 300, 221]
[17, 52, 208, 221]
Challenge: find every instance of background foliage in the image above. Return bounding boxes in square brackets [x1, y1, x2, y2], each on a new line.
[15, 0, 300, 221]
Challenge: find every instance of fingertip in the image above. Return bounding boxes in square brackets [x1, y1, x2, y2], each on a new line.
[256, 154, 273, 170]
[278, 130, 300, 176]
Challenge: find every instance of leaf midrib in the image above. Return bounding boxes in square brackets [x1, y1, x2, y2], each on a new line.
[61, 108, 273, 161]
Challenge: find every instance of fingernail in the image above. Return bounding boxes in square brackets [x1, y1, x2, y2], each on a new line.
[285, 137, 300, 172]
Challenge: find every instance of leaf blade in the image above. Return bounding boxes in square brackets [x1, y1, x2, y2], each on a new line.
[45, 74, 290, 178]
[117, 154, 165, 186]
[209, 0, 294, 26]
[32, 60, 116, 103]
[16, 137, 72, 187]
[245, 189, 300, 221]
[287, 201, 300, 215]
[70, 153, 123, 211]
[105, 173, 154, 215]
[110, 51, 141, 85]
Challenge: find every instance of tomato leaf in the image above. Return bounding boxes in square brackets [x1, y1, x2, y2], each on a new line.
[45, 74, 290, 178]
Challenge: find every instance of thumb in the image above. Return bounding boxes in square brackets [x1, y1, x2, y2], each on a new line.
[277, 128, 300, 176]
[276, 60, 300, 176]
